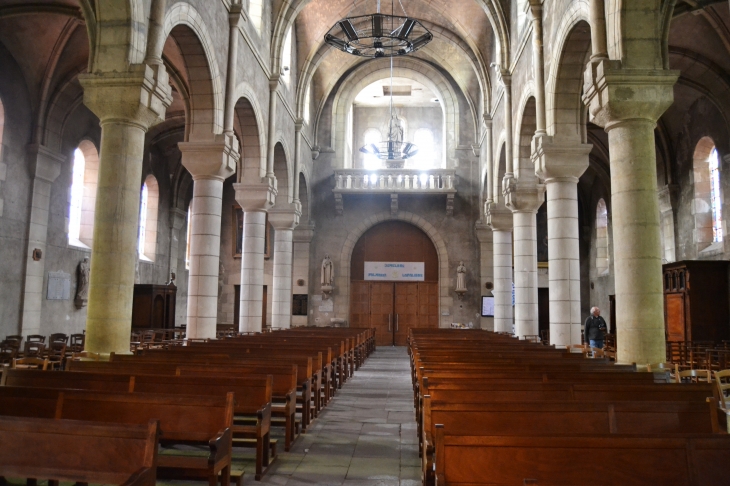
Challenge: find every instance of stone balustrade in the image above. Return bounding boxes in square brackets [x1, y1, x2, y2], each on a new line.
[333, 169, 457, 193]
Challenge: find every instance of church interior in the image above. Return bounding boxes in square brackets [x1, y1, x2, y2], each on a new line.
[1, 0, 730, 484]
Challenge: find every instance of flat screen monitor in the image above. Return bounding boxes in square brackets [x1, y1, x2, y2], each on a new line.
[481, 295, 495, 317]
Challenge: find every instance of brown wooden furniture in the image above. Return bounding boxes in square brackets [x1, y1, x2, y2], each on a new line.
[0, 416, 160, 486]
[11, 357, 49, 370]
[132, 283, 177, 329]
[664, 260, 730, 343]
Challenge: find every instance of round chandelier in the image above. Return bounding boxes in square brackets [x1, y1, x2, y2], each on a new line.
[324, 0, 433, 58]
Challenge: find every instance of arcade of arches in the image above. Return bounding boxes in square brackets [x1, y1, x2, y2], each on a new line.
[2, 1, 730, 366]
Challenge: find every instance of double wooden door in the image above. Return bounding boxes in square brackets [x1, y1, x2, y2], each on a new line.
[351, 281, 438, 346]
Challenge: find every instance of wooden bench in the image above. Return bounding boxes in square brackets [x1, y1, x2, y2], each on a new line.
[0, 387, 235, 486]
[0, 416, 160, 486]
[433, 429, 730, 485]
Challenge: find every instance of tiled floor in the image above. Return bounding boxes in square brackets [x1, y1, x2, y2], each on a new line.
[256, 346, 420, 486]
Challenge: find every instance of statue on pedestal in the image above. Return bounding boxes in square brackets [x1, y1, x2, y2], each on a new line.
[321, 254, 334, 298]
[455, 260, 467, 299]
[75, 257, 90, 309]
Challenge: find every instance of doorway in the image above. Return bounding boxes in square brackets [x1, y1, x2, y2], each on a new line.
[351, 281, 438, 346]
[349, 221, 440, 346]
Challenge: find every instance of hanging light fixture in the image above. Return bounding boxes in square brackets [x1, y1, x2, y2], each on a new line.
[324, 0, 432, 59]
[359, 56, 419, 165]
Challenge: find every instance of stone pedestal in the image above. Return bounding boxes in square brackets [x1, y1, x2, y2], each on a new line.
[486, 203, 514, 334]
[584, 60, 678, 364]
[78, 66, 171, 355]
[21, 145, 64, 335]
[504, 174, 545, 339]
[533, 137, 592, 346]
[235, 178, 277, 333]
[269, 205, 301, 330]
[180, 139, 238, 339]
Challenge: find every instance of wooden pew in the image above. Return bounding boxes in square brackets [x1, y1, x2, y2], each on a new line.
[434, 429, 730, 485]
[2, 368, 274, 480]
[0, 387, 234, 486]
[0, 416, 160, 486]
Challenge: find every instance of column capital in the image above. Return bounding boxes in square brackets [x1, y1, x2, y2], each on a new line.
[179, 138, 239, 181]
[475, 221, 492, 243]
[269, 75, 281, 92]
[532, 136, 592, 182]
[79, 64, 172, 129]
[293, 222, 315, 243]
[26, 144, 63, 183]
[583, 60, 679, 129]
[486, 201, 514, 231]
[228, 2, 244, 27]
[269, 202, 302, 230]
[234, 177, 277, 212]
[503, 174, 545, 213]
[169, 207, 188, 230]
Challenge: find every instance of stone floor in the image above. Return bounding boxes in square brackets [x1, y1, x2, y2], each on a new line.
[255, 346, 420, 486]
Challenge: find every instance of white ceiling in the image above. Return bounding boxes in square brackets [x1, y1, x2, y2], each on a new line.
[353, 77, 440, 107]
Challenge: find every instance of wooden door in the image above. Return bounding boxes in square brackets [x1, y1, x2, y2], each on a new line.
[665, 293, 686, 342]
[262, 285, 268, 330]
[417, 282, 439, 329]
[538, 288, 549, 338]
[350, 281, 371, 328]
[370, 282, 395, 346]
[234, 285, 240, 330]
[394, 283, 419, 346]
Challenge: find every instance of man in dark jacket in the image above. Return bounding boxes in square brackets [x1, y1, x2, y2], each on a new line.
[584, 307, 608, 349]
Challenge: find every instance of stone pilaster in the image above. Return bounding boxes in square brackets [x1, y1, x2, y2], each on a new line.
[180, 139, 238, 339]
[269, 205, 301, 330]
[658, 184, 679, 263]
[78, 66, 171, 355]
[475, 222, 494, 331]
[167, 208, 187, 285]
[534, 137, 592, 347]
[584, 60, 678, 364]
[504, 173, 545, 339]
[20, 144, 64, 335]
[235, 178, 277, 332]
[486, 203, 514, 334]
[292, 222, 315, 327]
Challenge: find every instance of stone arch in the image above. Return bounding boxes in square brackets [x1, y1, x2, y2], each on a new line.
[272, 141, 292, 205]
[337, 211, 450, 324]
[164, 3, 224, 139]
[329, 58, 459, 169]
[232, 85, 266, 181]
[514, 94, 537, 178]
[546, 2, 592, 140]
[298, 171, 311, 223]
[92, 0, 146, 70]
[604, 0, 666, 69]
[494, 139, 507, 205]
[44, 66, 87, 152]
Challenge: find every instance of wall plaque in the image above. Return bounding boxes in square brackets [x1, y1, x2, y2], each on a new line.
[47, 271, 71, 300]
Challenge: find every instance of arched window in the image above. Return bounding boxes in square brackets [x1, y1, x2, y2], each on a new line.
[693, 137, 723, 252]
[595, 199, 609, 275]
[410, 128, 435, 170]
[303, 83, 311, 126]
[249, 0, 264, 36]
[68, 140, 99, 248]
[185, 202, 192, 270]
[362, 128, 381, 170]
[281, 27, 293, 86]
[138, 175, 159, 261]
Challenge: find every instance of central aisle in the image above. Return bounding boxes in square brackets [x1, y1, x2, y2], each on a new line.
[261, 346, 420, 485]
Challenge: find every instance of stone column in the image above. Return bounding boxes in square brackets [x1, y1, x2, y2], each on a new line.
[528, 0, 547, 136]
[269, 206, 301, 329]
[584, 60, 678, 364]
[292, 222, 315, 327]
[20, 145, 64, 335]
[475, 222, 494, 331]
[78, 67, 171, 354]
[534, 138, 592, 346]
[486, 204, 514, 334]
[266, 77, 280, 178]
[589, 0, 609, 61]
[167, 208, 187, 281]
[179, 140, 238, 339]
[235, 179, 277, 332]
[504, 176, 545, 339]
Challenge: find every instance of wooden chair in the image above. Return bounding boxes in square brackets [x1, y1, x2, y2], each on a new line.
[567, 344, 587, 354]
[69, 333, 85, 351]
[46, 341, 67, 370]
[26, 334, 46, 344]
[66, 351, 103, 369]
[677, 369, 711, 384]
[0, 342, 18, 365]
[12, 357, 49, 370]
[23, 341, 46, 358]
[4, 335, 22, 349]
[586, 347, 605, 358]
[715, 370, 730, 409]
[523, 335, 541, 344]
[49, 332, 68, 344]
[539, 329, 549, 344]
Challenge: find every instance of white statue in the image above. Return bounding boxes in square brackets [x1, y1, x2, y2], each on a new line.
[456, 261, 467, 292]
[75, 257, 90, 308]
[321, 255, 334, 287]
